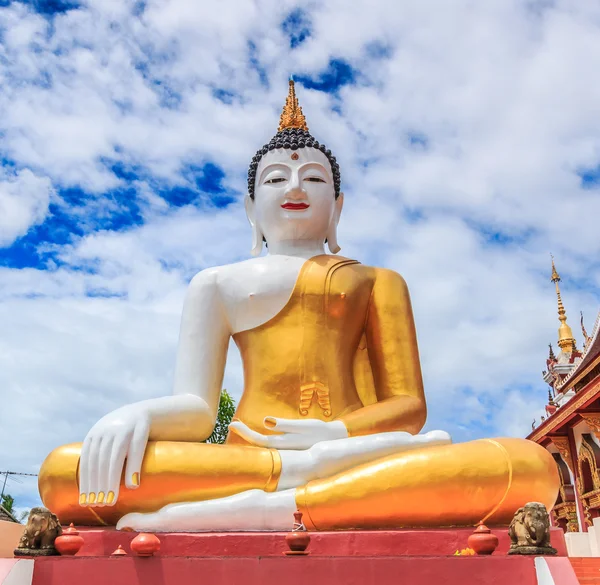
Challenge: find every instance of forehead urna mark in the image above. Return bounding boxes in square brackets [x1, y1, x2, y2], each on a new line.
[291, 153, 299, 160]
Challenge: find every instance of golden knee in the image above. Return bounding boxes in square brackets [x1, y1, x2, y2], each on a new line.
[483, 438, 560, 525]
[296, 437, 561, 530]
[38, 443, 102, 525]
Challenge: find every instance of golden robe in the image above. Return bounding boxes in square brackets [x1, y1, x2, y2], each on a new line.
[39, 255, 559, 527]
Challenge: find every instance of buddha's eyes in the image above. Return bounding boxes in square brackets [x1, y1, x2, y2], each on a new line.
[263, 175, 326, 185]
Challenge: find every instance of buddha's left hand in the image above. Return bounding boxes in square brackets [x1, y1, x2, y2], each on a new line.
[229, 417, 348, 449]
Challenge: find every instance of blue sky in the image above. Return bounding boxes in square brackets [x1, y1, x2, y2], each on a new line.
[1, 0, 600, 513]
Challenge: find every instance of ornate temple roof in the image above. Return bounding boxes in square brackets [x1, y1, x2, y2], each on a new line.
[556, 310, 600, 392]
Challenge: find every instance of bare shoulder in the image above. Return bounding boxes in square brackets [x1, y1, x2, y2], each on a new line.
[187, 257, 276, 293]
[370, 266, 410, 295]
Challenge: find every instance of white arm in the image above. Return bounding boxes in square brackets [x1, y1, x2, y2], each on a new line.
[169, 267, 231, 440]
[79, 268, 230, 507]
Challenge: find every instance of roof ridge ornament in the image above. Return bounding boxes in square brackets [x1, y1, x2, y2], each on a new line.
[581, 311, 592, 348]
[278, 77, 309, 132]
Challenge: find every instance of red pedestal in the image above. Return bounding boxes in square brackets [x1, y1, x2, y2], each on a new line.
[72, 526, 568, 558]
[31, 556, 578, 585]
[27, 528, 572, 585]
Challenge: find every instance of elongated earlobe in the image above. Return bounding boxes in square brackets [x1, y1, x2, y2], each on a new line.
[326, 192, 344, 254]
[251, 225, 265, 256]
[245, 195, 264, 256]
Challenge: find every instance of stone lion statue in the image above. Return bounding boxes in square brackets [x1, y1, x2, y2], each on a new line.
[508, 502, 556, 555]
[14, 507, 62, 557]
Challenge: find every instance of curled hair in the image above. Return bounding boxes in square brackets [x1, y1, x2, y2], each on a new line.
[247, 128, 341, 199]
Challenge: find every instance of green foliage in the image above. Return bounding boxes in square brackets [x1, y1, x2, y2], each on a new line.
[1, 494, 28, 523]
[1, 494, 15, 514]
[205, 389, 236, 444]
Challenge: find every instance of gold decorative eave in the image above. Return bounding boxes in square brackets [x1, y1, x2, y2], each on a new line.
[529, 375, 600, 443]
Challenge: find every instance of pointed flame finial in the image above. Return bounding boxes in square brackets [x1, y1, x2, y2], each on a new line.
[550, 255, 576, 353]
[278, 77, 309, 132]
[551, 255, 560, 283]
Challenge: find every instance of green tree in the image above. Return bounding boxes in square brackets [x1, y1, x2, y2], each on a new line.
[204, 389, 236, 444]
[1, 494, 28, 523]
[1, 494, 16, 515]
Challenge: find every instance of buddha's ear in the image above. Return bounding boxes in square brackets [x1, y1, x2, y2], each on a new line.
[245, 195, 264, 257]
[326, 192, 344, 254]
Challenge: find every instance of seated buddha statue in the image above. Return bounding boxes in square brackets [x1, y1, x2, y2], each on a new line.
[39, 80, 559, 532]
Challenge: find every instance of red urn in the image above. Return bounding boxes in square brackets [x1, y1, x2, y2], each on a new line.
[467, 522, 499, 556]
[284, 511, 310, 556]
[55, 523, 84, 556]
[130, 532, 161, 557]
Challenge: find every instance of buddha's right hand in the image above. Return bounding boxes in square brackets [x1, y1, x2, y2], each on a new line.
[79, 404, 150, 507]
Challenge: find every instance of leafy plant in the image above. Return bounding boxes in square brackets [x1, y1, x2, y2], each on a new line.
[204, 389, 236, 444]
[1, 494, 29, 523]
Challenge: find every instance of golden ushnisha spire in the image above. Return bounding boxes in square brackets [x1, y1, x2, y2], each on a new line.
[278, 77, 309, 132]
[551, 256, 577, 353]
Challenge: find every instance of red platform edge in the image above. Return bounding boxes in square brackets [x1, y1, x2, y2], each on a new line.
[32, 556, 546, 585]
[72, 526, 567, 558]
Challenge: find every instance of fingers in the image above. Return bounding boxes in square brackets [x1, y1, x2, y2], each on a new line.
[231, 420, 317, 449]
[104, 431, 130, 506]
[94, 436, 114, 506]
[78, 434, 92, 506]
[263, 417, 323, 434]
[85, 436, 101, 505]
[124, 418, 150, 489]
[229, 421, 270, 447]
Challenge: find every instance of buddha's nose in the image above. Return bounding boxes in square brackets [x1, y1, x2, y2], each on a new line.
[285, 173, 306, 199]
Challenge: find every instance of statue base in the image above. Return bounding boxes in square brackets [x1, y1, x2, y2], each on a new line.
[13, 548, 59, 558]
[508, 545, 558, 556]
[14, 529, 577, 585]
[70, 526, 568, 557]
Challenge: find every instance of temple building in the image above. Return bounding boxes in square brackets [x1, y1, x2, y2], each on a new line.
[528, 259, 600, 556]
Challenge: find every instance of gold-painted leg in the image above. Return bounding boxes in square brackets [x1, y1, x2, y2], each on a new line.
[39, 441, 282, 526]
[296, 438, 560, 530]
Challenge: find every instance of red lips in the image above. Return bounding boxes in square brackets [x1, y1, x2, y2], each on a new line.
[281, 202, 310, 210]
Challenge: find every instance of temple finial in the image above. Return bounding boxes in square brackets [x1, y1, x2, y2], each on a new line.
[548, 389, 555, 406]
[550, 256, 576, 353]
[551, 255, 560, 282]
[548, 343, 556, 361]
[278, 78, 309, 132]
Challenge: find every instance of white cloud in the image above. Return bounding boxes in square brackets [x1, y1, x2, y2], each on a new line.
[0, 0, 599, 510]
[0, 169, 53, 247]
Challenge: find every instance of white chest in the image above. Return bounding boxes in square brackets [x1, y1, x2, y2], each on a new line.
[217, 256, 307, 334]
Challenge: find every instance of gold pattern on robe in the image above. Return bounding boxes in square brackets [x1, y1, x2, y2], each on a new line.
[299, 383, 331, 417]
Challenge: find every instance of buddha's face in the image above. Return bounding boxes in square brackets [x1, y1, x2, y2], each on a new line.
[247, 147, 342, 246]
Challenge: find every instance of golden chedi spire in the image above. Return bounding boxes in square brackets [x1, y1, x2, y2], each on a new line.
[278, 77, 309, 132]
[550, 256, 576, 353]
